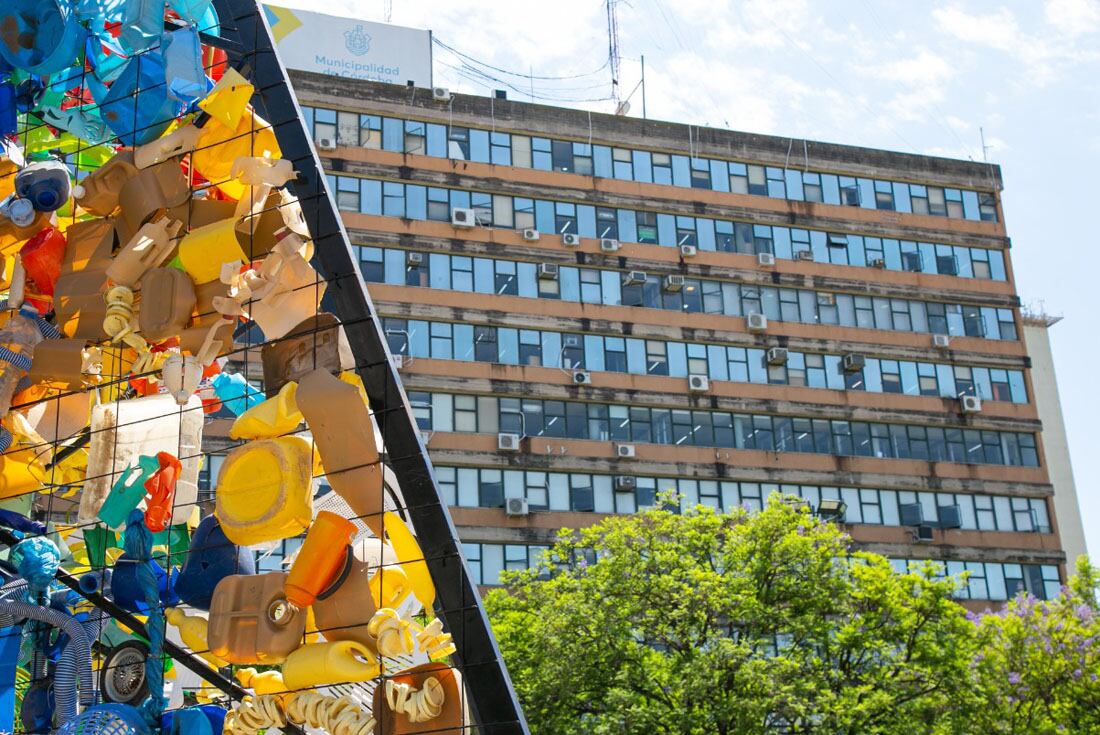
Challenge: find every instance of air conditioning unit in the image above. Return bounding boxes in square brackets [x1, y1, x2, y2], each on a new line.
[613, 475, 636, 491]
[757, 251, 775, 267]
[505, 497, 529, 517]
[688, 374, 710, 392]
[406, 251, 424, 266]
[317, 137, 336, 151]
[563, 335, 581, 347]
[663, 274, 684, 292]
[615, 443, 636, 458]
[960, 395, 982, 414]
[498, 432, 521, 452]
[623, 270, 647, 286]
[679, 244, 697, 258]
[391, 354, 405, 370]
[915, 525, 935, 542]
[795, 249, 814, 261]
[451, 207, 476, 228]
[747, 312, 767, 333]
[899, 502, 924, 527]
[766, 347, 788, 365]
[538, 263, 559, 280]
[599, 238, 620, 253]
[432, 86, 452, 102]
[562, 233, 582, 247]
[522, 228, 540, 242]
[933, 333, 951, 349]
[572, 370, 592, 385]
[937, 504, 962, 530]
[870, 258, 886, 269]
[842, 353, 865, 372]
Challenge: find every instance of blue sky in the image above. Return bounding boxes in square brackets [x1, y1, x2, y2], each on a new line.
[286, 0, 1099, 555]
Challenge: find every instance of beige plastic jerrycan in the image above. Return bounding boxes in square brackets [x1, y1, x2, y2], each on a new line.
[297, 369, 384, 537]
[105, 216, 182, 288]
[72, 150, 138, 217]
[138, 267, 196, 343]
[207, 572, 306, 665]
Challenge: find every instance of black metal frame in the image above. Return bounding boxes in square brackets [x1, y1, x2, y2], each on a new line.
[210, 2, 529, 733]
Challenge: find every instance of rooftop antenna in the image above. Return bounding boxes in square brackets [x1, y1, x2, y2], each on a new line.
[607, 0, 623, 112]
[980, 126, 992, 162]
[383, 0, 392, 22]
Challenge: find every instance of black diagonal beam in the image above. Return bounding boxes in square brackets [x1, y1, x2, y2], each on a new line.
[209, 3, 528, 733]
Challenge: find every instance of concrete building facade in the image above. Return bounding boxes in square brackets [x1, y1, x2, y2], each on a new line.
[274, 70, 1082, 607]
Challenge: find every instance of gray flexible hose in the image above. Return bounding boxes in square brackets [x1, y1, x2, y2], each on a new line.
[0, 599, 95, 723]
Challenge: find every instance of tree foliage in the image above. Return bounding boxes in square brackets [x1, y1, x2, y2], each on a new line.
[484, 497, 1100, 735]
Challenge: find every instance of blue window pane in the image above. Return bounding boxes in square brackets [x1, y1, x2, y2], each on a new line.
[360, 179, 381, 215]
[382, 117, 403, 152]
[617, 209, 636, 244]
[499, 329, 518, 364]
[785, 169, 804, 201]
[560, 267, 580, 302]
[962, 190, 981, 220]
[601, 270, 621, 305]
[697, 219, 716, 251]
[315, 107, 336, 124]
[667, 342, 688, 377]
[474, 258, 494, 294]
[405, 185, 426, 220]
[626, 339, 646, 374]
[383, 182, 405, 217]
[429, 253, 449, 289]
[384, 249, 404, 285]
[468, 129, 490, 162]
[593, 146, 613, 178]
[577, 205, 596, 238]
[858, 178, 875, 208]
[626, 150, 648, 183]
[1008, 371, 1027, 403]
[710, 160, 729, 192]
[990, 250, 1006, 281]
[657, 214, 676, 247]
[893, 182, 912, 213]
[518, 263, 538, 298]
[584, 335, 605, 371]
[535, 200, 555, 233]
[822, 174, 841, 205]
[936, 363, 956, 398]
[426, 123, 447, 157]
[708, 345, 729, 381]
[671, 155, 691, 187]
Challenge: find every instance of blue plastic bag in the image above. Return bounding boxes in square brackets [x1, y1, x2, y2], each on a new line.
[97, 52, 182, 146]
[164, 27, 209, 104]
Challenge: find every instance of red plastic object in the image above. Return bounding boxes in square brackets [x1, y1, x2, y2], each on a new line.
[20, 226, 67, 312]
[143, 451, 182, 532]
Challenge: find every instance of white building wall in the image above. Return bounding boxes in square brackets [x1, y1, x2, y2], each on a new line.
[1024, 319, 1089, 569]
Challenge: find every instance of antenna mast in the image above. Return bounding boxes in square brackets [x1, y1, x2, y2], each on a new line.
[383, 0, 392, 22]
[607, 0, 624, 112]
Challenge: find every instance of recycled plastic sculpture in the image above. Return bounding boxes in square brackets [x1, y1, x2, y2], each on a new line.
[0, 0, 505, 732]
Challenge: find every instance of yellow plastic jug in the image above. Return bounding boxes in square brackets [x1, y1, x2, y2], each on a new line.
[177, 218, 247, 285]
[0, 447, 45, 500]
[191, 109, 280, 200]
[166, 608, 227, 669]
[229, 380, 302, 440]
[236, 667, 288, 695]
[214, 436, 313, 546]
[384, 511, 436, 610]
[280, 640, 380, 691]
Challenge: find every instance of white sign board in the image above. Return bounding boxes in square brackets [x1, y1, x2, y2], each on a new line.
[263, 5, 432, 87]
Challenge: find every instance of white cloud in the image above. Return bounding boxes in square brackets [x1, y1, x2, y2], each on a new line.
[1045, 0, 1100, 36]
[932, 5, 1021, 50]
[867, 48, 955, 86]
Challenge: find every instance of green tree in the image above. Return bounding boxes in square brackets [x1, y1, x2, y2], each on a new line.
[485, 497, 976, 735]
[960, 556, 1100, 734]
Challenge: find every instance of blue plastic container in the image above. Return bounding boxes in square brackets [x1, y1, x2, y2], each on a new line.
[174, 515, 255, 610]
[14, 160, 72, 212]
[211, 372, 265, 417]
[97, 52, 183, 147]
[110, 556, 180, 614]
[0, 0, 87, 75]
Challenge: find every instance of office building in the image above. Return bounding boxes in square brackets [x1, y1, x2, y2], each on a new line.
[278, 70, 1080, 608]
